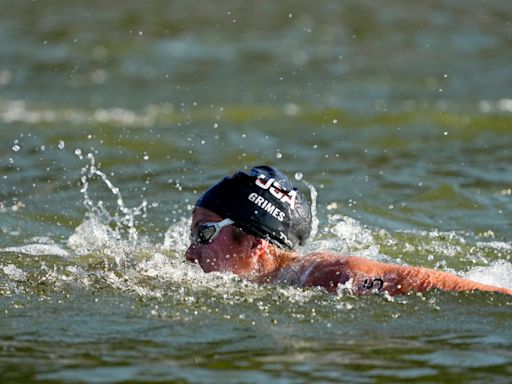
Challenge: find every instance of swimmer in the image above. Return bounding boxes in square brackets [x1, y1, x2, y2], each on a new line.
[185, 166, 512, 296]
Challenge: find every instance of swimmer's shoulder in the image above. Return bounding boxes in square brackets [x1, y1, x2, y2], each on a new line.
[297, 252, 354, 291]
[271, 252, 352, 291]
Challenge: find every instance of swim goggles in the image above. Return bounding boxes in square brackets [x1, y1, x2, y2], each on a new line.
[191, 218, 235, 244]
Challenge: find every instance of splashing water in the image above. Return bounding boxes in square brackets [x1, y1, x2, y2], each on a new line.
[2, 2, 512, 381]
[163, 216, 192, 255]
[77, 152, 148, 242]
[302, 178, 319, 242]
[464, 260, 512, 289]
[57, 152, 151, 269]
[2, 152, 512, 384]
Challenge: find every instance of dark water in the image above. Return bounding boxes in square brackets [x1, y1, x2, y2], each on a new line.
[1, 1, 512, 383]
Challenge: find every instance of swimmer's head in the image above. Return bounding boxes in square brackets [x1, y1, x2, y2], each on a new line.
[196, 166, 312, 250]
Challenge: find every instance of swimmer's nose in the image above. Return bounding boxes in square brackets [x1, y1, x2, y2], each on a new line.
[185, 244, 198, 264]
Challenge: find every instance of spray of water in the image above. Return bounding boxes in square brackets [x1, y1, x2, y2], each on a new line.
[76, 151, 147, 242]
[3, 152, 512, 302]
[295, 171, 319, 242]
[63, 151, 151, 270]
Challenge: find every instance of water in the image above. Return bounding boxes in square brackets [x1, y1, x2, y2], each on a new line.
[1, 1, 512, 382]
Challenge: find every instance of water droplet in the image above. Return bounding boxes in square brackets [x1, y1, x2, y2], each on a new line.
[75, 149, 83, 159]
[333, 119, 338, 124]
[213, 123, 219, 128]
[326, 202, 337, 210]
[143, 154, 149, 160]
[276, 152, 282, 159]
[58, 140, 65, 149]
[294, 172, 303, 181]
[12, 145, 20, 152]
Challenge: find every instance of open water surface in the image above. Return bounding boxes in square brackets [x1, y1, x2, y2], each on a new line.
[1, 1, 512, 383]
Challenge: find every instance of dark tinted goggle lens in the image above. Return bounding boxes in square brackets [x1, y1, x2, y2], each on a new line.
[191, 218, 235, 244]
[198, 224, 216, 243]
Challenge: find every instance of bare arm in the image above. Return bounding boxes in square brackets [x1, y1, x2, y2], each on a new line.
[298, 253, 512, 296]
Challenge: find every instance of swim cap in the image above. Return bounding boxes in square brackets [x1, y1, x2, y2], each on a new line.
[196, 166, 312, 250]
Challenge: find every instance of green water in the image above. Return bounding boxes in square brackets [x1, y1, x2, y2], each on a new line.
[1, 1, 512, 383]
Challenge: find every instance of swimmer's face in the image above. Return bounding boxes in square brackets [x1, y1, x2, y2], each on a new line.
[185, 207, 258, 275]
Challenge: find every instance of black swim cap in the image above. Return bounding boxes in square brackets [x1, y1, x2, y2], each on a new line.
[196, 166, 312, 250]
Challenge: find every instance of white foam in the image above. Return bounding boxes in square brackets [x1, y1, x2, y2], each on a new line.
[67, 217, 118, 256]
[136, 251, 243, 291]
[326, 214, 379, 254]
[464, 260, 512, 289]
[478, 98, 512, 113]
[0, 98, 174, 127]
[163, 216, 192, 254]
[475, 241, 512, 251]
[1, 264, 27, 281]
[1, 244, 69, 257]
